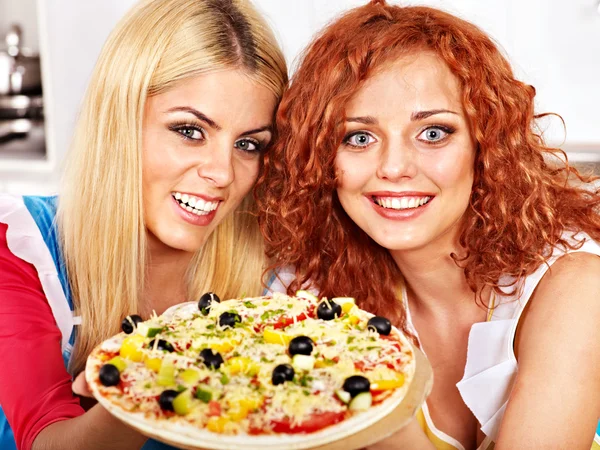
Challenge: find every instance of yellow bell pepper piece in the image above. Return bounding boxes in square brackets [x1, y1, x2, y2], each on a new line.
[207, 416, 230, 433]
[240, 396, 263, 411]
[119, 335, 146, 362]
[226, 357, 260, 376]
[263, 328, 293, 345]
[348, 315, 360, 325]
[371, 374, 405, 391]
[209, 338, 240, 354]
[144, 357, 162, 373]
[227, 403, 250, 421]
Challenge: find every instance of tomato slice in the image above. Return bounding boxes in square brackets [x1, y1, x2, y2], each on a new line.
[270, 411, 346, 434]
[272, 312, 309, 330]
[208, 400, 221, 417]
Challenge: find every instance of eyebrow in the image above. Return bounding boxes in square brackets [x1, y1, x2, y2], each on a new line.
[410, 109, 458, 121]
[346, 109, 459, 125]
[166, 106, 272, 135]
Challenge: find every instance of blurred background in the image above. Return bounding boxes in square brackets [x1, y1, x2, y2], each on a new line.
[0, 0, 599, 194]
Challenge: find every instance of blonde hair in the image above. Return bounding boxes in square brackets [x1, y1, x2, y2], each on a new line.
[58, 0, 287, 374]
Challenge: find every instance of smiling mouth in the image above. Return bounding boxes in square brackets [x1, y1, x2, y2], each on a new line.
[371, 195, 432, 210]
[172, 192, 220, 216]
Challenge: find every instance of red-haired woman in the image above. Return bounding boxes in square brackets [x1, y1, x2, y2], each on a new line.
[257, 1, 600, 449]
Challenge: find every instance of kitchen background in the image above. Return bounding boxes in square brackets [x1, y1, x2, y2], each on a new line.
[0, 0, 599, 194]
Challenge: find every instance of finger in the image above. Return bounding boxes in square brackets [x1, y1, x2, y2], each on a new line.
[72, 372, 94, 398]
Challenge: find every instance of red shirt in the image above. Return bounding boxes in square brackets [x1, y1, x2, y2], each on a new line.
[0, 222, 84, 450]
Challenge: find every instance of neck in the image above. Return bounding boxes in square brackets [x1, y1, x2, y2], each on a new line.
[142, 236, 195, 317]
[390, 228, 484, 317]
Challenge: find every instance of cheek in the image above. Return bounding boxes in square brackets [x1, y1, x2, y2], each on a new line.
[233, 159, 260, 196]
[335, 154, 372, 194]
[423, 146, 474, 190]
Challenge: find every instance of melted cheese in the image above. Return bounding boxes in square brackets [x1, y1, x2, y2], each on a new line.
[95, 293, 414, 434]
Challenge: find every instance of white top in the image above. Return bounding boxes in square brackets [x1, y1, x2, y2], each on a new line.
[451, 231, 600, 442]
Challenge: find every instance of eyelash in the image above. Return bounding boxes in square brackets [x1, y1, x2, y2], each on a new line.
[417, 125, 456, 145]
[168, 121, 265, 153]
[342, 131, 376, 149]
[169, 122, 205, 141]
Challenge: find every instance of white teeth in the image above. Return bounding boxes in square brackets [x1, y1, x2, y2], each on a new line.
[375, 196, 431, 210]
[172, 192, 220, 215]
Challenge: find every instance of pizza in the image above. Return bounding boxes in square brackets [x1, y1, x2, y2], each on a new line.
[86, 291, 418, 449]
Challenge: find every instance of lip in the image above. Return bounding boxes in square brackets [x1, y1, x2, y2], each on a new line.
[365, 190, 436, 198]
[171, 195, 220, 226]
[172, 191, 224, 202]
[365, 191, 435, 221]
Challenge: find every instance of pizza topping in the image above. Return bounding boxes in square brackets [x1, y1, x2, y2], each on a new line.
[159, 389, 179, 411]
[218, 311, 241, 329]
[119, 334, 145, 362]
[198, 292, 221, 316]
[106, 356, 127, 373]
[316, 299, 342, 321]
[367, 316, 392, 335]
[335, 389, 351, 404]
[121, 314, 143, 334]
[199, 348, 224, 370]
[342, 375, 371, 398]
[172, 390, 193, 415]
[92, 292, 414, 436]
[148, 339, 174, 353]
[288, 336, 314, 356]
[292, 354, 316, 372]
[271, 364, 295, 385]
[99, 364, 120, 386]
[349, 391, 372, 411]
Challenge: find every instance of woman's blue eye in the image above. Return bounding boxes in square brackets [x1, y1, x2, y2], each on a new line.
[345, 132, 375, 148]
[418, 126, 448, 142]
[235, 139, 260, 152]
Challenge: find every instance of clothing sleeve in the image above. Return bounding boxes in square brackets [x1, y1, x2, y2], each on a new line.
[0, 223, 84, 450]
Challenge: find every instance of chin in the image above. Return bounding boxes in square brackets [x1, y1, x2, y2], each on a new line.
[149, 226, 209, 254]
[368, 231, 430, 253]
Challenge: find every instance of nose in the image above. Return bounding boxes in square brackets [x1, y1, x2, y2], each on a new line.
[376, 138, 417, 181]
[196, 139, 235, 188]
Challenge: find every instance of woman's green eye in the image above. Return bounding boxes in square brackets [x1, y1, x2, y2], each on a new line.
[235, 139, 260, 152]
[178, 127, 203, 140]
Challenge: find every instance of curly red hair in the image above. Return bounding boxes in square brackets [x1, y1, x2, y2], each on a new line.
[256, 1, 600, 333]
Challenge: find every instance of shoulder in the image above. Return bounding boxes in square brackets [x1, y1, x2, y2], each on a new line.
[496, 251, 600, 446]
[515, 250, 600, 363]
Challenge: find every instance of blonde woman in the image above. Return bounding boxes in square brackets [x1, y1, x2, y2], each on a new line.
[0, 0, 287, 449]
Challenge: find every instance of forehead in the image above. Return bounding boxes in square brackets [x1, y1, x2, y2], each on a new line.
[146, 68, 277, 122]
[345, 52, 463, 114]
